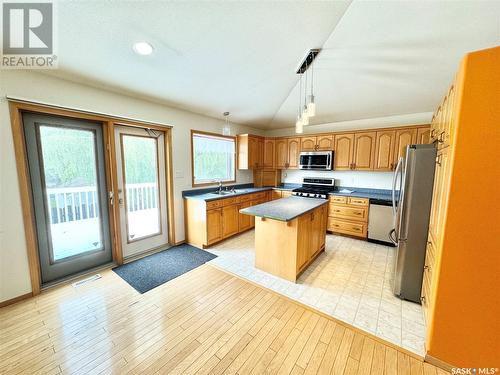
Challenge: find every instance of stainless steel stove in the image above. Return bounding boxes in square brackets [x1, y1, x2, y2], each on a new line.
[291, 177, 335, 199]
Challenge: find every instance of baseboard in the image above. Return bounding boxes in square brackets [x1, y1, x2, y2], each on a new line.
[0, 292, 33, 308]
[174, 240, 186, 246]
[425, 353, 455, 372]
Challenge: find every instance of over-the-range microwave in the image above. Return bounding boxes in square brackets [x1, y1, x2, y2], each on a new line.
[299, 151, 334, 170]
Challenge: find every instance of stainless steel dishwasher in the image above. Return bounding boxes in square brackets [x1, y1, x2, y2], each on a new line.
[368, 199, 395, 246]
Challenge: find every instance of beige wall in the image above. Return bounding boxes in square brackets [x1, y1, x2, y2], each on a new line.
[0, 70, 262, 303]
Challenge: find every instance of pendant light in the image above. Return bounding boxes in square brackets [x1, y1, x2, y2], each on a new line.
[295, 75, 303, 133]
[222, 112, 231, 135]
[307, 58, 316, 117]
[301, 68, 309, 125]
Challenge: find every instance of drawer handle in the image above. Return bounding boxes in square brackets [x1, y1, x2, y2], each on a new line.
[438, 132, 445, 143]
[334, 209, 340, 213]
[354, 212, 362, 215]
[352, 227, 360, 231]
[420, 296, 426, 303]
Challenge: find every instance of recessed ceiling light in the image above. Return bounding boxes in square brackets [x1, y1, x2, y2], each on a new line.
[133, 41, 153, 56]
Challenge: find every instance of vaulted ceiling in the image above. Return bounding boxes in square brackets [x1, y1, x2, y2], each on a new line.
[51, 1, 499, 129]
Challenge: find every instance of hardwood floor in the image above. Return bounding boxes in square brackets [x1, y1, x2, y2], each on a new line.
[0, 265, 448, 375]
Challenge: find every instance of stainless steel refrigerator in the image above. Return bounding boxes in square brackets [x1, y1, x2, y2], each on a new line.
[390, 144, 437, 303]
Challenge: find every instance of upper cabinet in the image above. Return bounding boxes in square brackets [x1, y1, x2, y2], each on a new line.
[237, 134, 262, 170]
[374, 130, 395, 171]
[394, 128, 417, 163]
[300, 135, 334, 151]
[274, 137, 300, 169]
[352, 132, 376, 170]
[262, 138, 275, 168]
[275, 138, 288, 169]
[334, 133, 355, 170]
[238, 125, 429, 172]
[417, 127, 431, 145]
[287, 138, 300, 169]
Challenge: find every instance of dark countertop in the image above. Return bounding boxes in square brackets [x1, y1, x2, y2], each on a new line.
[240, 196, 328, 222]
[329, 187, 393, 203]
[183, 187, 272, 202]
[183, 183, 393, 203]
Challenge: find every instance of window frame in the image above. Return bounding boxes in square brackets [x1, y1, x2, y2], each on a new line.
[190, 129, 237, 187]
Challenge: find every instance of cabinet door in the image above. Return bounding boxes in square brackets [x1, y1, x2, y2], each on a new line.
[238, 201, 253, 232]
[248, 137, 259, 169]
[263, 139, 275, 168]
[428, 148, 450, 245]
[417, 127, 431, 145]
[374, 130, 395, 171]
[275, 138, 288, 169]
[353, 132, 376, 170]
[222, 204, 239, 238]
[281, 190, 292, 198]
[334, 133, 354, 170]
[287, 138, 300, 169]
[271, 190, 282, 200]
[206, 209, 222, 244]
[257, 138, 264, 168]
[394, 128, 417, 166]
[300, 136, 317, 151]
[297, 214, 311, 271]
[316, 135, 334, 150]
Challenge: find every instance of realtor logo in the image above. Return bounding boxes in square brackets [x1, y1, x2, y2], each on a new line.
[1, 1, 57, 69]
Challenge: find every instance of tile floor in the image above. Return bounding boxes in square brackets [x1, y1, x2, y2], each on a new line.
[207, 230, 426, 355]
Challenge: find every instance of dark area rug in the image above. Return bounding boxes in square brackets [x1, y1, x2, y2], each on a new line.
[112, 244, 217, 293]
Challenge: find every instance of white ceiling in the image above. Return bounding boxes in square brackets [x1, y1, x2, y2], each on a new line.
[51, 1, 499, 129]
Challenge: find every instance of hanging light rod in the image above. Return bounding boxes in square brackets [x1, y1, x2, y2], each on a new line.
[295, 48, 321, 74]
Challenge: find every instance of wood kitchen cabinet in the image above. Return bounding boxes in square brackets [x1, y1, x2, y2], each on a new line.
[275, 138, 288, 169]
[352, 132, 376, 170]
[327, 196, 369, 238]
[253, 169, 281, 187]
[222, 204, 239, 238]
[185, 191, 271, 248]
[417, 127, 431, 144]
[263, 138, 275, 168]
[374, 130, 396, 171]
[237, 134, 263, 169]
[274, 137, 300, 169]
[301, 135, 334, 151]
[287, 138, 300, 169]
[206, 209, 223, 245]
[394, 128, 417, 164]
[334, 133, 355, 170]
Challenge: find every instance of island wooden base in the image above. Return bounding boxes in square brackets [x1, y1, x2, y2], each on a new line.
[254, 204, 327, 282]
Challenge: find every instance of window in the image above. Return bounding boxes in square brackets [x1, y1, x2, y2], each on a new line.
[191, 130, 236, 186]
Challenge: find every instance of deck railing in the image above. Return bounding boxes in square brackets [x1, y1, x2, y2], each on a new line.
[46, 183, 157, 225]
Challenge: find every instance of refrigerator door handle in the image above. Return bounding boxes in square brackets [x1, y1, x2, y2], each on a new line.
[392, 157, 403, 218]
[388, 228, 398, 245]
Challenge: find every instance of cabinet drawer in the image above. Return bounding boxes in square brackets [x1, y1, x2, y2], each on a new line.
[206, 200, 223, 210]
[327, 218, 367, 238]
[329, 205, 368, 222]
[348, 197, 369, 206]
[239, 194, 254, 203]
[251, 192, 268, 201]
[221, 196, 240, 206]
[329, 196, 347, 204]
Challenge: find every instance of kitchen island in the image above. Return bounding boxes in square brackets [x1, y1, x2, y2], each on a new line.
[240, 196, 328, 282]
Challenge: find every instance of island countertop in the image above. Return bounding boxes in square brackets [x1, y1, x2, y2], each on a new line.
[240, 196, 328, 222]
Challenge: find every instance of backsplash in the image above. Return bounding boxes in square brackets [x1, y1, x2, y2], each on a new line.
[281, 170, 393, 190]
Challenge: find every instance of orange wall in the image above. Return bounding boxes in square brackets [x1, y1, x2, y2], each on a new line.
[426, 46, 500, 367]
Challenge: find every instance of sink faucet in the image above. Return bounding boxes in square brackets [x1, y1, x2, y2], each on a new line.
[217, 180, 223, 193]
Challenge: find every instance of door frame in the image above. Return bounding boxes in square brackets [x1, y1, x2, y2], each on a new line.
[9, 99, 175, 295]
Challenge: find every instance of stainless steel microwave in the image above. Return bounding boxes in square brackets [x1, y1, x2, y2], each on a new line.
[299, 151, 334, 170]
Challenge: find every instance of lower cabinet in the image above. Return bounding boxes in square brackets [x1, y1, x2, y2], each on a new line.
[222, 204, 239, 238]
[206, 208, 223, 244]
[327, 196, 369, 238]
[185, 191, 271, 248]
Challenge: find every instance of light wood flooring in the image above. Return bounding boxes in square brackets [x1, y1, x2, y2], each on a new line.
[0, 265, 448, 375]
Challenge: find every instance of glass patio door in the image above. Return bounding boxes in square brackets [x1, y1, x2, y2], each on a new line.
[114, 126, 168, 258]
[23, 113, 112, 284]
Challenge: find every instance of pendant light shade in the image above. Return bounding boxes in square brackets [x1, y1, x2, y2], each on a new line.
[307, 95, 316, 117]
[301, 107, 309, 126]
[295, 115, 304, 134]
[222, 112, 231, 135]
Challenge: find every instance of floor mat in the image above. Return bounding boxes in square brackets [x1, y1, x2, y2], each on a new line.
[112, 244, 217, 293]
